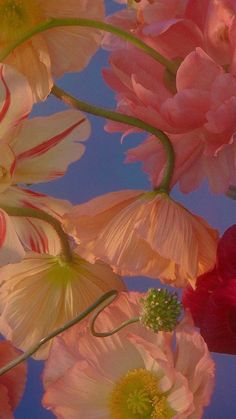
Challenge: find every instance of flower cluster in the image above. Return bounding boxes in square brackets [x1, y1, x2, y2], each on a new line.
[0, 0, 235, 417]
[104, 0, 236, 193]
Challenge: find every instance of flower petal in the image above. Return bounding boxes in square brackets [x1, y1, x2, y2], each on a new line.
[0, 187, 71, 255]
[0, 64, 32, 139]
[12, 110, 90, 184]
[0, 210, 25, 265]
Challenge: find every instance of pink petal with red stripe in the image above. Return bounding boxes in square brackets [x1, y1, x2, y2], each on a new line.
[0, 186, 71, 255]
[0, 65, 32, 140]
[12, 109, 90, 184]
[0, 209, 25, 265]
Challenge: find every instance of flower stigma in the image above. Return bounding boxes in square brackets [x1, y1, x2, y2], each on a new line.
[109, 368, 175, 418]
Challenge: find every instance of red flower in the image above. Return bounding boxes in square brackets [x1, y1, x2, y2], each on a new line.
[183, 225, 236, 354]
[0, 340, 27, 417]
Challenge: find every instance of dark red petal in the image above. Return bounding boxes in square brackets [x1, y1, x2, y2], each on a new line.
[217, 225, 236, 279]
[0, 341, 27, 409]
[182, 268, 220, 325]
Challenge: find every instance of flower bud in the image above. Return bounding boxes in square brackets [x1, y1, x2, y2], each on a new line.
[139, 288, 182, 332]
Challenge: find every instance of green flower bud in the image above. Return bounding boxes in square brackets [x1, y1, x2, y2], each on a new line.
[139, 288, 182, 333]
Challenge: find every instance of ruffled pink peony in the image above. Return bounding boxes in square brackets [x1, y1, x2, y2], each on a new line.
[63, 190, 218, 287]
[0, 340, 27, 418]
[1, 0, 104, 100]
[110, 0, 236, 67]
[105, 0, 203, 59]
[42, 291, 215, 418]
[104, 44, 236, 192]
[183, 225, 236, 354]
[104, 1, 236, 193]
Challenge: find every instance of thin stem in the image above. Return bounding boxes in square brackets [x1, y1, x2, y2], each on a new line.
[0, 290, 118, 376]
[0, 18, 178, 75]
[52, 85, 175, 192]
[1, 205, 72, 263]
[90, 310, 139, 337]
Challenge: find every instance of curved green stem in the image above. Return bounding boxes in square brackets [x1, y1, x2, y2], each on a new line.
[52, 85, 175, 192]
[0, 18, 178, 75]
[1, 205, 73, 263]
[0, 290, 118, 376]
[90, 309, 139, 337]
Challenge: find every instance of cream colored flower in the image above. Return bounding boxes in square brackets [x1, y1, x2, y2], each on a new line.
[0, 251, 125, 359]
[0, 0, 104, 100]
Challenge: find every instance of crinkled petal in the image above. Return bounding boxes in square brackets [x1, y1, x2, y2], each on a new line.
[0, 253, 124, 359]
[43, 362, 111, 419]
[5, 38, 52, 102]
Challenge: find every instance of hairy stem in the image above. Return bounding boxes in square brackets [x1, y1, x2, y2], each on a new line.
[1, 205, 73, 262]
[52, 85, 175, 192]
[0, 290, 118, 376]
[0, 18, 178, 75]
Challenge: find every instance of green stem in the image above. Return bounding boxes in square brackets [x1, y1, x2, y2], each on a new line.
[52, 85, 175, 192]
[0, 18, 178, 75]
[90, 311, 139, 338]
[1, 205, 72, 263]
[0, 290, 118, 376]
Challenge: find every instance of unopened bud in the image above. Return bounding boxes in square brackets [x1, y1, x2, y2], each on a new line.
[139, 288, 182, 333]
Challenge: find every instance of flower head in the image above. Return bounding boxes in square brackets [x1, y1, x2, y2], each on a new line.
[104, 1, 236, 193]
[42, 291, 215, 418]
[0, 251, 125, 359]
[183, 224, 236, 354]
[1, 0, 105, 100]
[63, 190, 218, 288]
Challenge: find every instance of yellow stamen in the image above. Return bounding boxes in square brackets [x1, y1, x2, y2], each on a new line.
[109, 368, 175, 419]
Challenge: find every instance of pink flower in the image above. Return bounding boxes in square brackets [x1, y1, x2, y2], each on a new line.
[104, 1, 236, 193]
[1, 0, 105, 100]
[42, 292, 215, 418]
[104, 43, 236, 192]
[63, 190, 218, 287]
[183, 225, 236, 354]
[104, 0, 203, 59]
[0, 340, 27, 418]
[0, 64, 90, 262]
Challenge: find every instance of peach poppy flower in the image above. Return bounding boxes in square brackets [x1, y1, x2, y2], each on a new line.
[1, 0, 105, 100]
[0, 63, 90, 262]
[0, 340, 27, 418]
[42, 291, 215, 418]
[63, 190, 218, 288]
[0, 251, 125, 360]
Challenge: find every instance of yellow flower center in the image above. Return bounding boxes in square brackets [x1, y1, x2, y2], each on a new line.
[0, 0, 45, 45]
[109, 368, 175, 419]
